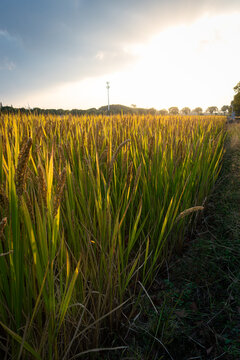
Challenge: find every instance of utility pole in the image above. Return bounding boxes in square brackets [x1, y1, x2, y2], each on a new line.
[106, 81, 110, 111]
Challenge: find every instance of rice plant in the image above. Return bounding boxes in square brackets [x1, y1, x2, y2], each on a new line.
[0, 112, 225, 359]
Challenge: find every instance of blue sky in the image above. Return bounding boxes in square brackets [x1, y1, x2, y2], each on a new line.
[1, 0, 240, 110]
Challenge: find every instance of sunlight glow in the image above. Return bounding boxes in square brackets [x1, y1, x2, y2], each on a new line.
[23, 12, 240, 110]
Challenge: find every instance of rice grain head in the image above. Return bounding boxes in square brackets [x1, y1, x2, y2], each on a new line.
[53, 168, 67, 218]
[0, 186, 9, 213]
[15, 138, 33, 198]
[175, 206, 204, 222]
[0, 217, 7, 238]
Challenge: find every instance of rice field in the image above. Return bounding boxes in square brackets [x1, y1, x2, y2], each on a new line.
[0, 113, 225, 359]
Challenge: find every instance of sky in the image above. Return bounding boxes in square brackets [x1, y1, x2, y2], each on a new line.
[0, 0, 240, 111]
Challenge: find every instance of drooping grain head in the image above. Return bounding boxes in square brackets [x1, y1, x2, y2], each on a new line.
[0, 186, 9, 213]
[0, 217, 7, 238]
[175, 206, 204, 223]
[35, 126, 43, 142]
[15, 138, 32, 198]
[53, 168, 66, 218]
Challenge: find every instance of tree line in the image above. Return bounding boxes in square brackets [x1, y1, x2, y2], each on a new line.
[159, 106, 230, 115]
[1, 81, 240, 116]
[0, 103, 231, 116]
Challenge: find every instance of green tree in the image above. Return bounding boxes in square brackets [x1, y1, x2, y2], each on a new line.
[169, 106, 179, 115]
[206, 106, 218, 114]
[233, 81, 240, 94]
[193, 107, 203, 115]
[159, 109, 168, 115]
[148, 108, 157, 115]
[221, 105, 230, 115]
[232, 82, 240, 116]
[181, 107, 191, 115]
[232, 93, 240, 116]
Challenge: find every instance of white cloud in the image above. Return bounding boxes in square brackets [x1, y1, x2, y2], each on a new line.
[0, 58, 16, 71]
[0, 29, 19, 43]
[0, 29, 10, 39]
[95, 51, 104, 60]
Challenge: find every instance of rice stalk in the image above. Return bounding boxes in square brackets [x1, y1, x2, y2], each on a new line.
[37, 163, 47, 209]
[108, 139, 130, 187]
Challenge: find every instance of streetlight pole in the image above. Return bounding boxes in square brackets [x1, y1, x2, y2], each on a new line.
[106, 82, 110, 111]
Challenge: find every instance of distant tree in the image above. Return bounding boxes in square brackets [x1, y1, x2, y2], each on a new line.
[221, 105, 230, 115]
[206, 106, 218, 114]
[159, 109, 168, 115]
[169, 106, 179, 115]
[131, 104, 136, 108]
[181, 107, 191, 115]
[232, 93, 240, 116]
[233, 81, 240, 94]
[86, 108, 98, 114]
[192, 107, 203, 115]
[148, 108, 156, 115]
[232, 82, 240, 116]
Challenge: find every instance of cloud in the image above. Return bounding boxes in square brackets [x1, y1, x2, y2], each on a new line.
[0, 30, 9, 38]
[0, 58, 16, 71]
[1, 0, 240, 105]
[95, 51, 104, 61]
[0, 30, 19, 71]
